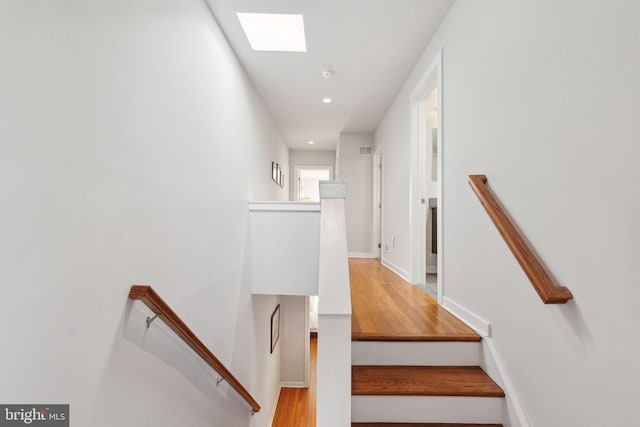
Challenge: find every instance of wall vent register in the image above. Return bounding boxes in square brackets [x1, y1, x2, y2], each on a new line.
[358, 146, 373, 156]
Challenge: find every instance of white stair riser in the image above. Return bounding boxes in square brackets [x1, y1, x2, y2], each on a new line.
[352, 341, 481, 366]
[352, 395, 503, 424]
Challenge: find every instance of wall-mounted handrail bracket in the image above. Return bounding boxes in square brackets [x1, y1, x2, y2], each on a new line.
[468, 174, 573, 304]
[146, 313, 160, 329]
[216, 377, 225, 387]
[128, 285, 261, 413]
[251, 409, 257, 416]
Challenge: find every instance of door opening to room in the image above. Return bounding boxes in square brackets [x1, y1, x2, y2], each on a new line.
[424, 88, 439, 296]
[295, 166, 333, 202]
[410, 48, 443, 303]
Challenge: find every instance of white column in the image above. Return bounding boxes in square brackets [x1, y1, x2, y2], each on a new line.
[316, 182, 352, 427]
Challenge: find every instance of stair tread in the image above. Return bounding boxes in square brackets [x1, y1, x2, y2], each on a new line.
[352, 332, 481, 342]
[352, 424, 503, 426]
[352, 366, 505, 397]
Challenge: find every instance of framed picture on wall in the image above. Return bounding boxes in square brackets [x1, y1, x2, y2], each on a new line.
[280, 171, 284, 188]
[270, 304, 280, 353]
[272, 162, 277, 181]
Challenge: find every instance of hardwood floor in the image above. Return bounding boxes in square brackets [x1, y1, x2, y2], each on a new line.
[350, 259, 480, 341]
[272, 337, 317, 427]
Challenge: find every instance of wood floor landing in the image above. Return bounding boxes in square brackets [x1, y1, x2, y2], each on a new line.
[350, 259, 480, 342]
[352, 366, 505, 397]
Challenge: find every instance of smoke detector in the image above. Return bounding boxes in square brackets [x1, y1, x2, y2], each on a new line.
[321, 68, 334, 79]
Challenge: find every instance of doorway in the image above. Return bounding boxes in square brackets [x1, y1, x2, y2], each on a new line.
[294, 166, 333, 202]
[410, 49, 443, 304]
[424, 88, 439, 295]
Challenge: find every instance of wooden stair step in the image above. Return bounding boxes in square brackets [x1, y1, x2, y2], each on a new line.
[352, 423, 503, 426]
[352, 332, 481, 342]
[352, 366, 505, 397]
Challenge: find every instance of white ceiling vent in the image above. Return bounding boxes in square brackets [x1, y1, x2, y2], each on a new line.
[359, 146, 373, 156]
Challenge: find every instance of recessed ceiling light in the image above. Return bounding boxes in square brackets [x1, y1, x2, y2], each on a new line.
[237, 13, 307, 52]
[308, 140, 314, 145]
[322, 97, 332, 104]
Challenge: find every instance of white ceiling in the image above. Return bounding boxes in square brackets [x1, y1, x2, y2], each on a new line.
[206, 0, 454, 151]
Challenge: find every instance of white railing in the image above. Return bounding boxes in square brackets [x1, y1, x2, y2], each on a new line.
[316, 182, 352, 427]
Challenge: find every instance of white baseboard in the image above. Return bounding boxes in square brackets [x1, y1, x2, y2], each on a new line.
[348, 252, 376, 258]
[268, 384, 282, 427]
[381, 258, 411, 282]
[280, 381, 306, 388]
[481, 338, 530, 427]
[442, 296, 491, 337]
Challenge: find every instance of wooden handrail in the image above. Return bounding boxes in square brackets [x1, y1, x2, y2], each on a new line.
[468, 175, 573, 304]
[128, 285, 261, 413]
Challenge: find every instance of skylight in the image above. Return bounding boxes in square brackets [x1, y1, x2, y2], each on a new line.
[237, 13, 307, 52]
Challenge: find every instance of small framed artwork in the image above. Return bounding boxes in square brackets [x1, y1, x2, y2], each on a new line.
[280, 171, 285, 188]
[272, 162, 277, 181]
[270, 304, 280, 353]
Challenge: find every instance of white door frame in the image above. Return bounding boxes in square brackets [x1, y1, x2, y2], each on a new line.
[294, 165, 334, 202]
[409, 48, 444, 304]
[372, 147, 383, 258]
[304, 295, 310, 387]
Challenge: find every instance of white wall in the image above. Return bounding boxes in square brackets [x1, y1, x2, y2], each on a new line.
[375, 0, 640, 425]
[338, 133, 374, 256]
[249, 203, 320, 296]
[375, 116, 412, 275]
[288, 149, 337, 200]
[0, 1, 288, 426]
